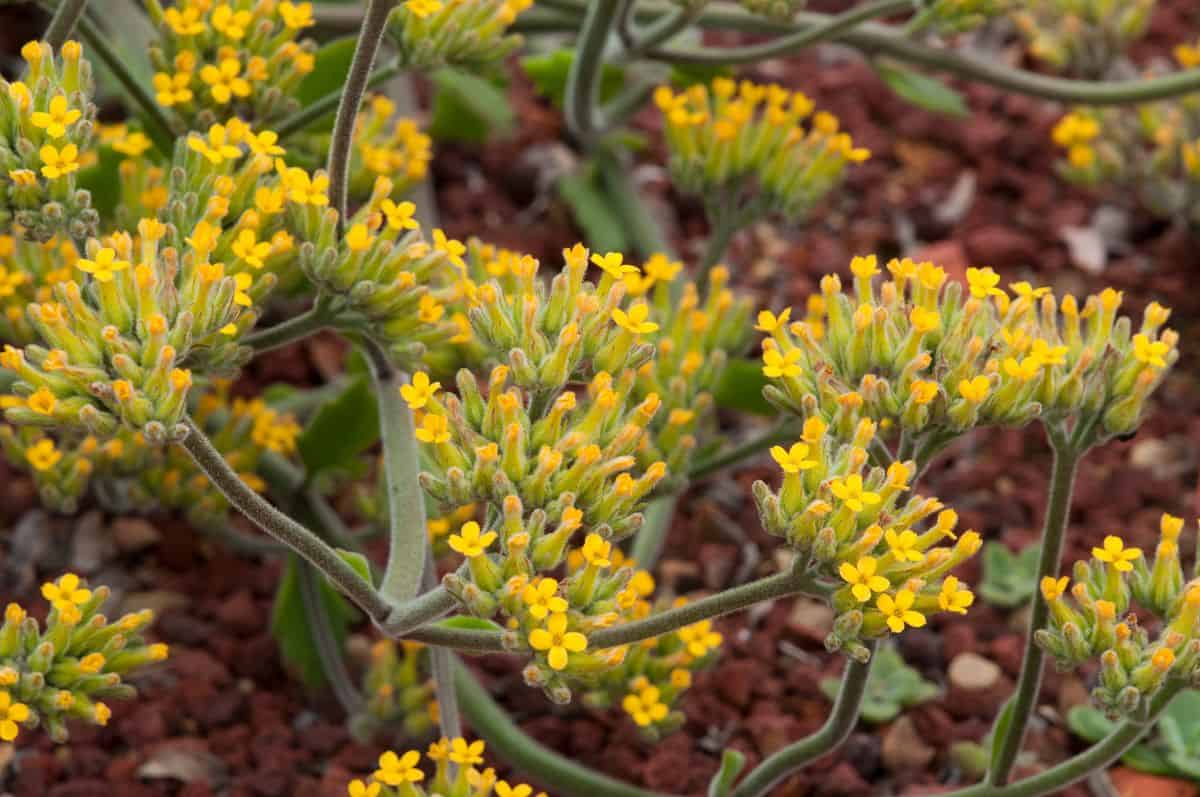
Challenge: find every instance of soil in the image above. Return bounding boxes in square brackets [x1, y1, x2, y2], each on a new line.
[2, 2, 1200, 796]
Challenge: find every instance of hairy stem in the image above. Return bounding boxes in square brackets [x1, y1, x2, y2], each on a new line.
[327, 0, 395, 228]
[44, 0, 89, 49]
[563, 0, 620, 142]
[986, 434, 1083, 785]
[455, 661, 674, 797]
[243, 299, 334, 354]
[178, 417, 393, 622]
[729, 643, 876, 797]
[423, 549, 462, 740]
[649, 0, 911, 64]
[364, 340, 429, 604]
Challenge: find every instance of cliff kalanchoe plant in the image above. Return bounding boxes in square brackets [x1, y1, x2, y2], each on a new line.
[3, 2, 1200, 797]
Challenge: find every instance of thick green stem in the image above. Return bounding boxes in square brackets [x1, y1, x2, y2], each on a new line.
[44, 0, 89, 48]
[595, 147, 675, 259]
[327, 0, 395, 227]
[276, 59, 404, 140]
[729, 641, 876, 797]
[986, 434, 1083, 786]
[423, 549, 462, 740]
[243, 300, 333, 354]
[698, 211, 739, 281]
[687, 420, 799, 482]
[590, 570, 827, 650]
[363, 340, 428, 604]
[178, 417, 394, 623]
[943, 683, 1184, 797]
[563, 0, 620, 142]
[629, 493, 678, 568]
[455, 661, 675, 797]
[649, 0, 911, 64]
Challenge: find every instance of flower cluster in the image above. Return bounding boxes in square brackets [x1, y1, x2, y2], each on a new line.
[753, 414, 982, 660]
[655, 78, 869, 227]
[1036, 515, 1200, 719]
[912, 0, 1010, 34]
[0, 41, 99, 242]
[390, 0, 534, 70]
[0, 233, 80, 345]
[1010, 0, 1154, 76]
[734, 0, 804, 21]
[145, 0, 318, 130]
[1, 382, 300, 522]
[759, 255, 1178, 450]
[353, 639, 439, 742]
[348, 737, 546, 797]
[1, 574, 167, 743]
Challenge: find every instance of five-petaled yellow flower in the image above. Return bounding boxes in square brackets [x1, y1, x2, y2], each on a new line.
[400, 372, 441, 410]
[876, 590, 925, 633]
[1092, 535, 1141, 572]
[449, 737, 486, 766]
[839, 557, 889, 603]
[938, 577, 974, 615]
[77, 248, 130, 282]
[522, 578, 568, 620]
[622, 685, 669, 727]
[830, 474, 880, 513]
[677, 619, 722, 658]
[372, 749, 424, 786]
[0, 691, 30, 742]
[414, 413, 450, 444]
[1133, 334, 1170, 369]
[448, 521, 496, 559]
[42, 572, 92, 621]
[884, 528, 924, 563]
[590, 251, 638, 279]
[39, 144, 80, 179]
[200, 58, 251, 105]
[958, 375, 990, 403]
[26, 438, 61, 471]
[381, 199, 419, 231]
[965, 267, 1004, 299]
[770, 442, 817, 473]
[612, 303, 659, 335]
[762, 347, 802, 378]
[30, 94, 81, 139]
[529, 612, 587, 671]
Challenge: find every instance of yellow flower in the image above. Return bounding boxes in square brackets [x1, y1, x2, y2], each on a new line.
[622, 685, 669, 727]
[677, 619, 722, 658]
[281, 167, 329, 206]
[164, 6, 205, 35]
[39, 144, 80, 179]
[522, 578, 567, 620]
[77, 248, 130, 282]
[1151, 648, 1175, 672]
[232, 230, 271, 269]
[448, 521, 496, 558]
[909, 380, 938, 405]
[433, 229, 466, 269]
[345, 223, 374, 252]
[112, 132, 153, 157]
[153, 71, 193, 106]
[414, 413, 450, 443]
[1092, 536, 1141, 572]
[233, 273, 254, 307]
[965, 267, 1004, 299]
[909, 306, 940, 334]
[405, 0, 444, 18]
[1029, 339, 1067, 367]
[581, 533, 612, 567]
[612, 303, 659, 335]
[200, 58, 251, 105]
[372, 749, 424, 785]
[347, 780, 380, 797]
[400, 372, 440, 410]
[770, 442, 817, 473]
[26, 438, 62, 471]
[839, 557, 889, 603]
[1133, 334, 1170, 369]
[243, 129, 285, 157]
[212, 4, 253, 39]
[1002, 356, 1041, 383]
[876, 590, 925, 633]
[528, 612, 587, 671]
[591, 251, 638, 279]
[449, 737, 486, 766]
[30, 95, 82, 139]
[829, 474, 880, 513]
[27, 387, 56, 416]
[884, 528, 924, 563]
[496, 783, 535, 797]
[958, 375, 990, 403]
[41, 572, 91, 620]
[280, 2, 316, 29]
[755, 307, 791, 333]
[188, 124, 241, 164]
[762, 347, 802, 378]
[381, 199, 419, 231]
[938, 577, 974, 615]
[0, 691, 30, 742]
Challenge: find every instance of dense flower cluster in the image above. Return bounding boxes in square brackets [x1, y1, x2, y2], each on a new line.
[1036, 515, 1200, 719]
[348, 737, 546, 797]
[759, 255, 1177, 451]
[753, 414, 981, 660]
[1011, 0, 1155, 76]
[145, 0, 318, 130]
[0, 574, 166, 742]
[655, 78, 869, 225]
[1, 382, 300, 522]
[354, 639, 439, 741]
[0, 41, 99, 242]
[390, 0, 534, 69]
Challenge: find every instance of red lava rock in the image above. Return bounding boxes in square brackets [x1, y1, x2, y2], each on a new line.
[1109, 768, 1200, 797]
[216, 589, 264, 636]
[180, 784, 217, 797]
[989, 633, 1026, 676]
[963, 225, 1039, 268]
[712, 659, 762, 709]
[940, 622, 977, 664]
[119, 703, 169, 745]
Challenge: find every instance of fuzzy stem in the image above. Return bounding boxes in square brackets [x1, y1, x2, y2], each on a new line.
[423, 548, 462, 740]
[729, 642, 876, 797]
[363, 340, 429, 604]
[563, 0, 620, 142]
[178, 417, 393, 622]
[455, 661, 674, 797]
[243, 299, 334, 354]
[327, 0, 395, 229]
[44, 0, 89, 49]
[648, 0, 911, 64]
[986, 432, 1083, 785]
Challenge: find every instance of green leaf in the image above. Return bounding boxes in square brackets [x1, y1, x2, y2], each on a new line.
[979, 542, 1040, 609]
[557, 166, 628, 252]
[76, 146, 123, 221]
[989, 698, 1018, 771]
[295, 36, 357, 108]
[428, 68, 514, 143]
[669, 63, 734, 88]
[875, 61, 969, 118]
[269, 555, 355, 689]
[713, 358, 775, 416]
[1065, 705, 1112, 743]
[521, 49, 625, 108]
[707, 749, 746, 797]
[297, 376, 380, 476]
[436, 616, 505, 632]
[336, 549, 374, 588]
